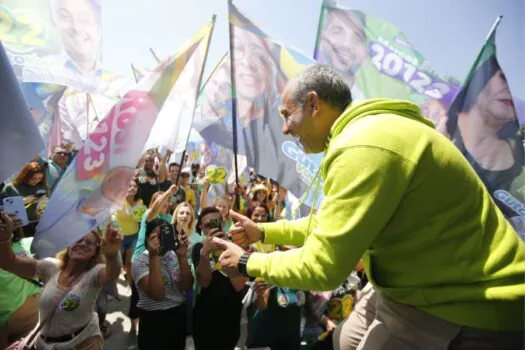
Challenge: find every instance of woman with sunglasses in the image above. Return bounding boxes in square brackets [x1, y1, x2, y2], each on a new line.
[0, 211, 121, 349]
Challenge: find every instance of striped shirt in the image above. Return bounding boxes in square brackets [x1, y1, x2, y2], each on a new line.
[132, 250, 186, 311]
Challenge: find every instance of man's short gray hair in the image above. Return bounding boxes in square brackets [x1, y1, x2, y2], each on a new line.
[290, 64, 352, 111]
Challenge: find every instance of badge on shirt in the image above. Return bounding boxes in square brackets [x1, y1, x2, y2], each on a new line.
[60, 293, 81, 311]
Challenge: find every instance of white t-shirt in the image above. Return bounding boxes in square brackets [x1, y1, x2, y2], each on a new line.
[34, 258, 104, 349]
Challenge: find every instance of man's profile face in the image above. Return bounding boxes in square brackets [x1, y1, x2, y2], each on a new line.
[52, 0, 101, 69]
[279, 85, 320, 154]
[475, 70, 516, 126]
[321, 11, 367, 76]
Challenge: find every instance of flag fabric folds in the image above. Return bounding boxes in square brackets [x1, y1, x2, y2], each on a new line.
[445, 20, 524, 232]
[32, 20, 215, 257]
[194, 3, 324, 207]
[0, 43, 45, 183]
[314, 1, 460, 130]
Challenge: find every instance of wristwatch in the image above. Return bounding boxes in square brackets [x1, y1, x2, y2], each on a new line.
[238, 252, 252, 277]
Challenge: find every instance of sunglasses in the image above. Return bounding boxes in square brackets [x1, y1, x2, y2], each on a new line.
[56, 152, 70, 156]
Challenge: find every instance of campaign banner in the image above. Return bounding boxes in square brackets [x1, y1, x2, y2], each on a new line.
[20, 82, 67, 157]
[0, 42, 45, 183]
[144, 18, 214, 155]
[445, 20, 524, 234]
[314, 1, 460, 129]
[190, 4, 324, 209]
[0, 0, 109, 91]
[32, 21, 214, 257]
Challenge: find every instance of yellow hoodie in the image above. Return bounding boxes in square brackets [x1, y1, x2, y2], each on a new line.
[247, 98, 525, 331]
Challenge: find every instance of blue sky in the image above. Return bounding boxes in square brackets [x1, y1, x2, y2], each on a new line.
[102, 0, 524, 99]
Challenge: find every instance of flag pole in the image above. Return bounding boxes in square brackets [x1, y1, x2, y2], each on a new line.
[130, 63, 140, 83]
[228, 0, 240, 209]
[149, 48, 161, 63]
[486, 15, 502, 41]
[461, 16, 503, 86]
[313, 0, 328, 58]
[85, 92, 89, 140]
[176, 15, 217, 187]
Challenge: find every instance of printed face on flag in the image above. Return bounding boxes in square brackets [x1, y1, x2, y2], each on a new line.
[233, 27, 284, 128]
[51, 0, 102, 70]
[32, 18, 213, 257]
[475, 70, 516, 125]
[233, 28, 275, 100]
[446, 35, 524, 222]
[320, 9, 367, 76]
[202, 64, 231, 120]
[1, 0, 103, 90]
[77, 166, 135, 216]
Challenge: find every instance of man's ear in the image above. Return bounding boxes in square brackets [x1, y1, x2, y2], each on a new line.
[307, 91, 321, 117]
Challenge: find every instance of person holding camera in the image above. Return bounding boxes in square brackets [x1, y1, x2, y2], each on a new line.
[191, 207, 247, 350]
[2, 162, 48, 237]
[132, 218, 192, 349]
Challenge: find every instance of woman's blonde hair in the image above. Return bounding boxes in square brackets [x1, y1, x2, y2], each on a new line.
[55, 229, 105, 270]
[171, 202, 195, 232]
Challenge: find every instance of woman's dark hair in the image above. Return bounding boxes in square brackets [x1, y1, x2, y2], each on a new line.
[144, 218, 165, 246]
[130, 178, 141, 202]
[246, 201, 270, 222]
[196, 207, 221, 234]
[446, 55, 519, 140]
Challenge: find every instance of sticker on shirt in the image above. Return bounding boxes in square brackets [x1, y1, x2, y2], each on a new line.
[326, 294, 353, 321]
[60, 294, 81, 311]
[277, 293, 289, 307]
[276, 288, 305, 308]
[132, 205, 147, 221]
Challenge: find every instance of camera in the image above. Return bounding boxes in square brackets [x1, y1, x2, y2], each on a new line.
[158, 224, 180, 254]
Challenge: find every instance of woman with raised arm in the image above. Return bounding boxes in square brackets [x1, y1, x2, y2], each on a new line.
[0, 211, 121, 349]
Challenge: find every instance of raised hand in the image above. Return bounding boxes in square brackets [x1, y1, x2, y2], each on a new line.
[229, 210, 263, 247]
[101, 225, 122, 258]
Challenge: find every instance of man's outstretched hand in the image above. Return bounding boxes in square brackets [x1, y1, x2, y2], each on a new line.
[229, 210, 263, 247]
[212, 237, 246, 277]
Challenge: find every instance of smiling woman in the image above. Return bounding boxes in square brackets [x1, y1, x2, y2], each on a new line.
[0, 211, 122, 350]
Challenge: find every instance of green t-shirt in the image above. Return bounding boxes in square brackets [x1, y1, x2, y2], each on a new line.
[0, 238, 40, 326]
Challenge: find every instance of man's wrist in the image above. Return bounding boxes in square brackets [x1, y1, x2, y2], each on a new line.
[237, 252, 252, 277]
[257, 224, 266, 242]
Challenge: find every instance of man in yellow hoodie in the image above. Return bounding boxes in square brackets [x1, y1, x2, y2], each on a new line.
[214, 64, 524, 349]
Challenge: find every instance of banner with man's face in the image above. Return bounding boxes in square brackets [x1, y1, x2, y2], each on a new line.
[192, 4, 324, 210]
[32, 21, 214, 258]
[0, 0, 104, 91]
[314, 2, 460, 131]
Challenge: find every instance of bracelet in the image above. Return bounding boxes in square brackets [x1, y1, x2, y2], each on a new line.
[0, 234, 13, 244]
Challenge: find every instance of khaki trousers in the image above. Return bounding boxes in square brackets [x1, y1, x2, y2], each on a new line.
[334, 288, 524, 350]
